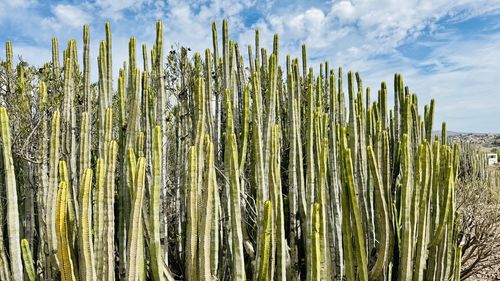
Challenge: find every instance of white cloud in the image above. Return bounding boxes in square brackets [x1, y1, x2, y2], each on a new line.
[42, 4, 92, 31]
[330, 1, 356, 23]
[0, 0, 35, 9]
[94, 0, 146, 20]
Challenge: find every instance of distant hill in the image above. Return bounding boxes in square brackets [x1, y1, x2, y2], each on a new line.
[431, 131, 493, 137]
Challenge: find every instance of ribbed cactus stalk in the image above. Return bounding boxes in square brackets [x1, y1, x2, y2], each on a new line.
[104, 140, 118, 281]
[61, 47, 79, 230]
[453, 246, 462, 281]
[311, 203, 321, 281]
[126, 68, 141, 152]
[327, 69, 344, 281]
[21, 239, 36, 281]
[97, 41, 108, 158]
[226, 91, 246, 281]
[269, 125, 286, 280]
[150, 126, 164, 281]
[51, 37, 60, 77]
[127, 157, 146, 281]
[0, 107, 23, 280]
[117, 67, 130, 279]
[95, 158, 106, 277]
[58, 160, 76, 259]
[305, 83, 316, 281]
[55, 180, 76, 281]
[256, 201, 272, 281]
[412, 143, 431, 281]
[185, 146, 198, 280]
[340, 127, 368, 281]
[198, 136, 215, 281]
[78, 169, 96, 280]
[152, 23, 170, 264]
[398, 134, 413, 281]
[105, 22, 113, 103]
[367, 145, 390, 280]
[4, 41, 13, 97]
[286, 69, 300, 280]
[83, 25, 91, 114]
[45, 111, 61, 277]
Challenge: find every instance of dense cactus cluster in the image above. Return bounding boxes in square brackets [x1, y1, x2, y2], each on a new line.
[0, 20, 461, 280]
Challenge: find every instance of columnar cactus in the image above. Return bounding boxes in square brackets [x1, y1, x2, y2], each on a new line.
[0, 107, 23, 280]
[0, 19, 464, 281]
[21, 239, 36, 281]
[78, 168, 96, 281]
[55, 180, 76, 281]
[104, 140, 118, 281]
[127, 157, 146, 281]
[150, 125, 164, 281]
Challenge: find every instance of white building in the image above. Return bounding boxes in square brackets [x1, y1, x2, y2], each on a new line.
[487, 153, 498, 166]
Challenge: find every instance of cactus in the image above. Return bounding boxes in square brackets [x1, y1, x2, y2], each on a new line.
[398, 134, 413, 281]
[198, 136, 215, 281]
[340, 127, 368, 281]
[226, 91, 246, 281]
[311, 203, 321, 281]
[0, 19, 464, 281]
[127, 156, 146, 281]
[55, 180, 76, 281]
[256, 201, 272, 281]
[104, 140, 118, 281]
[185, 146, 198, 280]
[0, 107, 23, 281]
[95, 158, 106, 277]
[150, 126, 164, 281]
[367, 145, 390, 280]
[269, 125, 286, 280]
[78, 169, 96, 280]
[21, 239, 36, 281]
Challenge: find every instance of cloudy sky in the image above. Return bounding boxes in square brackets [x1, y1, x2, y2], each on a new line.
[1, 0, 499, 132]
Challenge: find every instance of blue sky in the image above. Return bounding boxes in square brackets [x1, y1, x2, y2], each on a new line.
[1, 0, 499, 133]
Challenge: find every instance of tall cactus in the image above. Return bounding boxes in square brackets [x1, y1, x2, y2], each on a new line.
[127, 156, 146, 281]
[226, 91, 246, 281]
[150, 126, 164, 281]
[269, 125, 286, 280]
[185, 146, 198, 280]
[104, 140, 118, 281]
[340, 127, 368, 281]
[367, 145, 390, 280]
[21, 239, 36, 281]
[55, 180, 76, 281]
[78, 169, 96, 280]
[198, 136, 215, 281]
[256, 201, 272, 281]
[0, 107, 23, 280]
[0, 19, 464, 281]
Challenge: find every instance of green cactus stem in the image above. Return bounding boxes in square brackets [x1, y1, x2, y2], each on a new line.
[21, 239, 36, 281]
[78, 169, 96, 281]
[0, 107, 23, 281]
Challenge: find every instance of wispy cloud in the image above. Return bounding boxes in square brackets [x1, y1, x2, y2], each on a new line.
[42, 4, 93, 30]
[0, 0, 499, 132]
